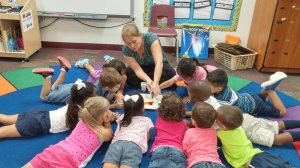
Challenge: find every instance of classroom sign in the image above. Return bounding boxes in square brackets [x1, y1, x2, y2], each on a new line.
[144, 0, 242, 31]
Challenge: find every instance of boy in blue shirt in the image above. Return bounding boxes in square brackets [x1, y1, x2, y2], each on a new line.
[206, 69, 287, 117]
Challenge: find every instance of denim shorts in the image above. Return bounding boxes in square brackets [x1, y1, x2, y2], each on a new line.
[191, 162, 224, 168]
[250, 93, 280, 117]
[149, 146, 186, 168]
[250, 152, 294, 168]
[43, 83, 73, 104]
[15, 109, 51, 137]
[103, 140, 142, 168]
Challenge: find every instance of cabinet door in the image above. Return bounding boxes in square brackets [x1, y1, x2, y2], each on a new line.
[264, 0, 300, 68]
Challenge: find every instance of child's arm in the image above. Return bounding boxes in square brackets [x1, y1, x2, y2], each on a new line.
[109, 101, 123, 109]
[105, 91, 116, 101]
[147, 130, 151, 141]
[117, 74, 127, 94]
[101, 113, 113, 142]
[159, 77, 176, 89]
[185, 111, 191, 117]
[115, 92, 124, 103]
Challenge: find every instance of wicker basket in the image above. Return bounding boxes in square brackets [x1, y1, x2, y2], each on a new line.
[214, 46, 257, 70]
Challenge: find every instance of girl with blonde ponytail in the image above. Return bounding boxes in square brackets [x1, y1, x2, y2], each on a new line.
[23, 96, 115, 168]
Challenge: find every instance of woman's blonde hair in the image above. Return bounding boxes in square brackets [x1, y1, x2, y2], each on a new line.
[121, 23, 141, 41]
[80, 96, 109, 129]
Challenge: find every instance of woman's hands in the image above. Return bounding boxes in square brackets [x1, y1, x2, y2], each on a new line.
[147, 81, 160, 97]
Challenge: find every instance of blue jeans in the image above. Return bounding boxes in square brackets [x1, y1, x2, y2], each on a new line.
[250, 93, 280, 117]
[191, 162, 224, 168]
[43, 83, 73, 104]
[250, 152, 294, 168]
[149, 146, 186, 168]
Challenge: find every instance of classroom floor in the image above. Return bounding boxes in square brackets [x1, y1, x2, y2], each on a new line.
[1, 47, 300, 100]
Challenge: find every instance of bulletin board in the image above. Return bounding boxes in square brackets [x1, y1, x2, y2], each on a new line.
[144, 0, 242, 31]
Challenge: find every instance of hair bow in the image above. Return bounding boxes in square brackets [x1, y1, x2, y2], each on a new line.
[124, 95, 139, 102]
[75, 79, 86, 90]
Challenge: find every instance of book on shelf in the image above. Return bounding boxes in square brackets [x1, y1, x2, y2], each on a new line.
[1, 30, 9, 52]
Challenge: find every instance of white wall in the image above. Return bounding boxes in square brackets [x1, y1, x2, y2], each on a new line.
[39, 0, 256, 47]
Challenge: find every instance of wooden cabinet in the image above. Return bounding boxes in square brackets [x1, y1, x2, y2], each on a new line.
[248, 0, 300, 73]
[0, 0, 41, 60]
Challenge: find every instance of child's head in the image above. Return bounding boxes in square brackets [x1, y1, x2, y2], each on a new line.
[206, 69, 228, 94]
[157, 92, 185, 122]
[66, 82, 98, 130]
[216, 105, 243, 130]
[104, 59, 126, 76]
[192, 102, 216, 128]
[176, 58, 206, 80]
[188, 80, 212, 103]
[176, 58, 204, 80]
[100, 67, 122, 93]
[120, 91, 144, 127]
[80, 96, 110, 129]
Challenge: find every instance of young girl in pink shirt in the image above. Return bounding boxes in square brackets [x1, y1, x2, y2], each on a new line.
[159, 57, 217, 103]
[183, 102, 224, 168]
[148, 92, 188, 168]
[103, 91, 154, 168]
[23, 96, 114, 168]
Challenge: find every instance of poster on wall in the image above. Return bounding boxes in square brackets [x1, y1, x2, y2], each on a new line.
[180, 25, 209, 59]
[193, 0, 212, 19]
[174, 0, 191, 19]
[144, 0, 242, 31]
[21, 10, 34, 32]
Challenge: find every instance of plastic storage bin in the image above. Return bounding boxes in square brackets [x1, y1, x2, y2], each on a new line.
[214, 45, 257, 70]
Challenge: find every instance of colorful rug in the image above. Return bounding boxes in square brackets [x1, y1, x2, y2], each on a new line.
[0, 66, 299, 168]
[0, 74, 16, 96]
[1, 67, 47, 90]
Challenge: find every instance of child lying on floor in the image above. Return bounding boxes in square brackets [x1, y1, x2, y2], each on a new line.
[206, 69, 287, 118]
[32, 56, 123, 109]
[75, 57, 127, 102]
[23, 97, 114, 168]
[0, 81, 117, 139]
[216, 105, 294, 168]
[187, 80, 300, 147]
[159, 57, 217, 103]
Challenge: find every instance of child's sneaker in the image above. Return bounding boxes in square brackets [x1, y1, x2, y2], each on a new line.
[75, 58, 89, 68]
[32, 68, 54, 78]
[104, 55, 115, 63]
[261, 72, 287, 91]
[57, 56, 71, 71]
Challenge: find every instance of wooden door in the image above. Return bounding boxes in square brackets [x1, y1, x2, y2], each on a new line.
[264, 0, 300, 68]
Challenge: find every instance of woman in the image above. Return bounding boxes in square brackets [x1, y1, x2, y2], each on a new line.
[121, 23, 176, 96]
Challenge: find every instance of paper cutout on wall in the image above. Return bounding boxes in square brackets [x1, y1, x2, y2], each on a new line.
[193, 0, 212, 19]
[174, 0, 191, 19]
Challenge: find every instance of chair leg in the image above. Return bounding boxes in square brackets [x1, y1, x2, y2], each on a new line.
[175, 37, 179, 65]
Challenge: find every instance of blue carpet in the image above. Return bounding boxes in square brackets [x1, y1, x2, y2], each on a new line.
[239, 82, 300, 108]
[0, 66, 300, 167]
